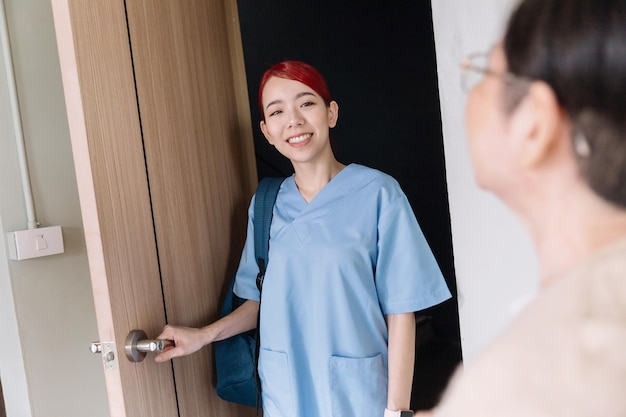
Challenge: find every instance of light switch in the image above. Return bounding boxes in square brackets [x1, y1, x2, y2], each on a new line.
[36, 234, 48, 250]
[6, 226, 64, 260]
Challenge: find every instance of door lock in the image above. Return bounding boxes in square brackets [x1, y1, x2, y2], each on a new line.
[89, 341, 118, 370]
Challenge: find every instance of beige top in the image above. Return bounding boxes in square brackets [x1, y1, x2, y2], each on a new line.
[434, 237, 626, 417]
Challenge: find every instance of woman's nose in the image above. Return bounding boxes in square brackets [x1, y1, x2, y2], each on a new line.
[287, 109, 304, 128]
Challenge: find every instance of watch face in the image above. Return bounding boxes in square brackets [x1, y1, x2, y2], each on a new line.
[400, 412, 414, 417]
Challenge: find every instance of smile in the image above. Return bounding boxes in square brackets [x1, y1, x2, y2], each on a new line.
[287, 133, 311, 144]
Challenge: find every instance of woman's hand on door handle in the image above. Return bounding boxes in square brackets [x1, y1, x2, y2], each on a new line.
[154, 325, 209, 362]
[154, 299, 259, 363]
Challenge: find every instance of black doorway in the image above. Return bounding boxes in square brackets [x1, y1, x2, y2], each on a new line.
[236, 0, 462, 410]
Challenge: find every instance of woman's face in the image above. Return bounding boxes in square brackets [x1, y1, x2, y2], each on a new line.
[260, 76, 338, 165]
[464, 45, 520, 196]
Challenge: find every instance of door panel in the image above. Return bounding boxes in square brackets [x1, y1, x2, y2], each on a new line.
[52, 0, 257, 415]
[125, 0, 256, 415]
[52, 1, 177, 416]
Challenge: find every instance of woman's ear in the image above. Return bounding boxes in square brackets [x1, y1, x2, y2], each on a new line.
[260, 120, 274, 145]
[514, 81, 564, 168]
[328, 101, 339, 128]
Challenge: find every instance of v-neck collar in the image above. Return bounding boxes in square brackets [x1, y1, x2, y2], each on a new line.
[280, 163, 365, 221]
[277, 163, 370, 244]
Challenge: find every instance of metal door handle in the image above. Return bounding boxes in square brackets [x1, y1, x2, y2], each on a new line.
[125, 329, 174, 362]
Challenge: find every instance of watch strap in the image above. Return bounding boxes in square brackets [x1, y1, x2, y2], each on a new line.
[384, 408, 414, 417]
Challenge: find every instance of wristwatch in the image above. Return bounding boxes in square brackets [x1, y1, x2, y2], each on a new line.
[384, 408, 414, 417]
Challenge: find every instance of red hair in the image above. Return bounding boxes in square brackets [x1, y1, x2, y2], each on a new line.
[258, 60, 333, 120]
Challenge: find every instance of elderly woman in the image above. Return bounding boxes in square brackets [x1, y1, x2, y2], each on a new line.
[418, 0, 626, 415]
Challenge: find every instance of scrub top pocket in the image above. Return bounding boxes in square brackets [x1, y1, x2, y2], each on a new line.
[259, 349, 294, 417]
[329, 353, 387, 417]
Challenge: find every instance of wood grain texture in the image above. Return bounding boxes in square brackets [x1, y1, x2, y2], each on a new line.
[53, 0, 178, 415]
[54, 0, 257, 414]
[125, 0, 257, 415]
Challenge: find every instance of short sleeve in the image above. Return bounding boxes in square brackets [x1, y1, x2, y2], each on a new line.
[233, 196, 261, 302]
[375, 192, 451, 314]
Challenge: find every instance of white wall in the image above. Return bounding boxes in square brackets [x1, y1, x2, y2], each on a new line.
[0, 0, 109, 415]
[431, 0, 539, 361]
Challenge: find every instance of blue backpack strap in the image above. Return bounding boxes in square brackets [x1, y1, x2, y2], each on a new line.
[253, 176, 284, 291]
[251, 176, 284, 411]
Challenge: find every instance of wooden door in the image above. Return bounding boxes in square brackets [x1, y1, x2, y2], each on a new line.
[51, 0, 257, 416]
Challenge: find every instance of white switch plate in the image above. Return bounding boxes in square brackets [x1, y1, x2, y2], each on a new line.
[6, 226, 64, 260]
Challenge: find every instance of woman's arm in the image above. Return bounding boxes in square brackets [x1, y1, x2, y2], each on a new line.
[154, 299, 259, 362]
[386, 312, 416, 412]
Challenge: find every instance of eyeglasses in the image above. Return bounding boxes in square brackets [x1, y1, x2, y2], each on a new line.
[460, 52, 532, 92]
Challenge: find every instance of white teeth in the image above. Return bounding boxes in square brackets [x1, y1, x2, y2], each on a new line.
[288, 134, 311, 144]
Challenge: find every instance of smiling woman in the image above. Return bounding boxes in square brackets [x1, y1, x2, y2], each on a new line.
[234, 3, 464, 410]
[156, 60, 452, 417]
[258, 66, 340, 191]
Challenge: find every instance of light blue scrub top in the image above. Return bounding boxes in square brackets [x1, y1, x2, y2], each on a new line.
[234, 164, 451, 417]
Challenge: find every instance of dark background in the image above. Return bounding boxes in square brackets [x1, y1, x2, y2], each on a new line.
[236, 0, 462, 409]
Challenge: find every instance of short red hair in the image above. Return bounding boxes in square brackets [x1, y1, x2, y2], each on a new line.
[258, 60, 333, 120]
